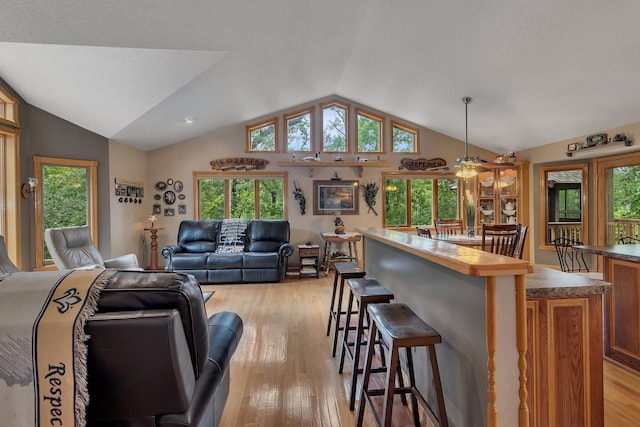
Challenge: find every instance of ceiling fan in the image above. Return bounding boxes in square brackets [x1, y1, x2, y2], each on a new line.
[427, 97, 515, 177]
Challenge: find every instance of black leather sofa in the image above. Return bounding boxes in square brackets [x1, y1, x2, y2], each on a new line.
[161, 220, 294, 284]
[86, 271, 243, 427]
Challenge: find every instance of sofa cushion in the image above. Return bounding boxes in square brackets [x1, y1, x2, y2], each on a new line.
[208, 269, 243, 284]
[243, 252, 279, 269]
[245, 220, 290, 252]
[178, 220, 221, 253]
[172, 253, 210, 270]
[207, 253, 243, 269]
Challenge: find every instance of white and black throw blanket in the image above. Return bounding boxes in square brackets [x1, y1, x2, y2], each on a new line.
[216, 219, 249, 253]
[0, 269, 115, 426]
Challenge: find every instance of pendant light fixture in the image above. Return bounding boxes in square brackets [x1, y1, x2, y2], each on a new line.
[455, 97, 480, 179]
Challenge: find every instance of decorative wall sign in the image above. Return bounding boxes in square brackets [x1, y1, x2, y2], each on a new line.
[210, 157, 269, 171]
[398, 157, 447, 171]
[114, 178, 144, 204]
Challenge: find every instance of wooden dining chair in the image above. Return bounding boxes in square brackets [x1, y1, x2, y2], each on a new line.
[434, 219, 464, 236]
[513, 225, 528, 259]
[481, 223, 521, 257]
[416, 227, 432, 238]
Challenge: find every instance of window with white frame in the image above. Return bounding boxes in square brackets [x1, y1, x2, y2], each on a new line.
[34, 156, 98, 269]
[196, 172, 287, 220]
[321, 101, 349, 152]
[246, 118, 278, 152]
[383, 173, 459, 227]
[392, 121, 418, 153]
[356, 109, 384, 154]
[285, 108, 314, 152]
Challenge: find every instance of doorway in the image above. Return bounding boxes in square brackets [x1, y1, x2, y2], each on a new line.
[595, 152, 640, 248]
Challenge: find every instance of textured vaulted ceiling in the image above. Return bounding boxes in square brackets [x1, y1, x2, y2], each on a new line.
[0, 0, 638, 153]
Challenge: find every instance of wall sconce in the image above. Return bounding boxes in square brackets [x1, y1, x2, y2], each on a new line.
[21, 177, 38, 199]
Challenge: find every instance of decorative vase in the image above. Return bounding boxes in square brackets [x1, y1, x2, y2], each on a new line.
[466, 226, 475, 237]
[335, 225, 345, 234]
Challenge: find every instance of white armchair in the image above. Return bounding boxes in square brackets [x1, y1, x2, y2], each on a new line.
[0, 235, 19, 275]
[45, 225, 141, 270]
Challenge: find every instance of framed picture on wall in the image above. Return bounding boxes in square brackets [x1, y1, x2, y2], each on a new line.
[313, 180, 359, 215]
[153, 204, 161, 214]
[164, 208, 175, 216]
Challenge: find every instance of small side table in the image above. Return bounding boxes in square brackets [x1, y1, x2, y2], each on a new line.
[144, 227, 164, 270]
[321, 231, 362, 276]
[298, 244, 320, 278]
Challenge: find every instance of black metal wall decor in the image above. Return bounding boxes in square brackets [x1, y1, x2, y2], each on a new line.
[115, 178, 144, 204]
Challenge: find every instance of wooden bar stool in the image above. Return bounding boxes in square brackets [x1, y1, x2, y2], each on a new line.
[338, 277, 394, 410]
[326, 262, 365, 357]
[357, 303, 448, 427]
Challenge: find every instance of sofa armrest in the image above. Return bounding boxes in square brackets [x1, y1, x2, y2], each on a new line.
[161, 245, 183, 271]
[279, 243, 294, 258]
[278, 243, 294, 280]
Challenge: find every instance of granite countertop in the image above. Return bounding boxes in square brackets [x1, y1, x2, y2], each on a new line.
[526, 266, 611, 298]
[574, 244, 640, 263]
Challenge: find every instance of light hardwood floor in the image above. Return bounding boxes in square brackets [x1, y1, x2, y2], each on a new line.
[205, 275, 640, 426]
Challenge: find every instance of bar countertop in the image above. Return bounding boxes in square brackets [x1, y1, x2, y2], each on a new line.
[525, 265, 611, 298]
[357, 227, 532, 277]
[574, 243, 640, 263]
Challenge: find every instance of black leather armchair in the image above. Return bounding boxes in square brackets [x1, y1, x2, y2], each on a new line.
[161, 220, 293, 284]
[85, 271, 243, 427]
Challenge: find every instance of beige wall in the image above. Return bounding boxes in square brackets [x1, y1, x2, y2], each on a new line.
[519, 121, 640, 264]
[109, 140, 148, 263]
[144, 95, 497, 263]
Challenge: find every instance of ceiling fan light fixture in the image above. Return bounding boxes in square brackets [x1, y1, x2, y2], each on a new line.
[456, 165, 478, 179]
[455, 97, 479, 179]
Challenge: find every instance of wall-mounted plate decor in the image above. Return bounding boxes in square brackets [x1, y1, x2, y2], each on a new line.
[154, 194, 161, 200]
[174, 180, 183, 192]
[178, 194, 186, 200]
[167, 178, 174, 185]
[164, 190, 176, 205]
[155, 181, 167, 191]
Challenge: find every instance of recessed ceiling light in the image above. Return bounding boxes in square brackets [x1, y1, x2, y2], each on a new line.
[184, 117, 194, 124]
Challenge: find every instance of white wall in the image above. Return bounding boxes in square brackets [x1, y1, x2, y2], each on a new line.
[519, 120, 640, 263]
[109, 140, 148, 263]
[145, 95, 497, 263]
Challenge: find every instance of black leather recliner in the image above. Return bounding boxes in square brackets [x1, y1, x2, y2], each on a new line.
[161, 220, 294, 284]
[85, 271, 243, 427]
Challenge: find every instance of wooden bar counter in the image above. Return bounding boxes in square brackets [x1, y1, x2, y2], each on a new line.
[525, 266, 610, 427]
[358, 228, 610, 426]
[358, 228, 532, 426]
[574, 244, 640, 372]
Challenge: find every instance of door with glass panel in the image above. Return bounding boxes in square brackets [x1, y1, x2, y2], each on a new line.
[595, 152, 640, 245]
